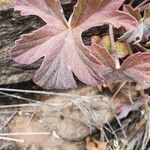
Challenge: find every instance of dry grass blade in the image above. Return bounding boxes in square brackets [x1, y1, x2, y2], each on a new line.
[0, 91, 61, 107]
[0, 136, 24, 143]
[0, 88, 100, 99]
[0, 111, 17, 132]
[135, 0, 150, 10]
[141, 105, 150, 150]
[125, 104, 150, 150]
[0, 132, 50, 136]
[0, 104, 40, 109]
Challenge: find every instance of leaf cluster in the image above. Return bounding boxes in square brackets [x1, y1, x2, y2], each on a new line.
[10, 0, 150, 89]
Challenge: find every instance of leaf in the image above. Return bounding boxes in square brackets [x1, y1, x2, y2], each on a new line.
[10, 0, 137, 89]
[119, 5, 150, 44]
[86, 137, 108, 150]
[117, 95, 150, 119]
[120, 52, 150, 84]
[123, 4, 142, 22]
[115, 41, 132, 58]
[90, 43, 150, 84]
[92, 35, 132, 58]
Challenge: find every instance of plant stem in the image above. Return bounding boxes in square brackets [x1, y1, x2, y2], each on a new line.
[135, 0, 149, 10]
[138, 3, 150, 12]
[109, 24, 120, 69]
[129, 0, 135, 5]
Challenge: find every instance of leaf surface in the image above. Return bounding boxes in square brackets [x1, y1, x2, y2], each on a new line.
[90, 43, 150, 84]
[10, 0, 137, 89]
[121, 52, 150, 84]
[120, 5, 150, 43]
[92, 35, 132, 58]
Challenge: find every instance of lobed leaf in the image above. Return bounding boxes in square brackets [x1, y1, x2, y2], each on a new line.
[91, 43, 150, 84]
[10, 0, 137, 89]
[121, 52, 150, 84]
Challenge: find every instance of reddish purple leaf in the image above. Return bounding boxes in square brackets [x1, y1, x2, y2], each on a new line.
[90, 43, 150, 84]
[10, 0, 137, 89]
[117, 95, 150, 119]
[121, 52, 150, 84]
